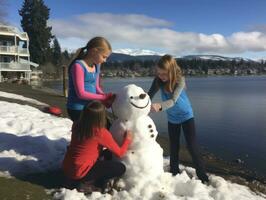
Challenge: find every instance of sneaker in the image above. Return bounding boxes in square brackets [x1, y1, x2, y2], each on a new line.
[112, 178, 125, 191]
[197, 172, 209, 184]
[170, 168, 181, 176]
[63, 178, 78, 190]
[102, 179, 113, 194]
[77, 182, 102, 194]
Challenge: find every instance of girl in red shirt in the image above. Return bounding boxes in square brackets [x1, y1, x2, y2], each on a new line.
[62, 100, 132, 193]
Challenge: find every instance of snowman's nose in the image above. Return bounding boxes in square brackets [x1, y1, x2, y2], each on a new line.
[139, 93, 146, 99]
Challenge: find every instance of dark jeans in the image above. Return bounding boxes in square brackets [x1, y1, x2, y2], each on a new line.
[168, 118, 208, 181]
[82, 160, 126, 187]
[67, 108, 82, 122]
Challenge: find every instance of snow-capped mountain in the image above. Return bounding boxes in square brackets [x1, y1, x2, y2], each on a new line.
[113, 48, 164, 56]
[182, 55, 256, 62]
[108, 50, 260, 63]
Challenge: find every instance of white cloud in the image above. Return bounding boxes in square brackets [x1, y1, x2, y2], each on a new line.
[49, 13, 266, 56]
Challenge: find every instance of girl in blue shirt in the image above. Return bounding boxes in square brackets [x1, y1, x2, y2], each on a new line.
[148, 54, 209, 183]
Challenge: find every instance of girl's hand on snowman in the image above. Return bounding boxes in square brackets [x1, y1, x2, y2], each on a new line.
[151, 103, 162, 112]
[124, 130, 133, 142]
[103, 93, 116, 108]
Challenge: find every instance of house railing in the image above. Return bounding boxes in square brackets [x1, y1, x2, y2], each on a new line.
[18, 48, 29, 54]
[0, 46, 17, 53]
[0, 62, 31, 71]
[0, 46, 29, 54]
[0, 26, 28, 40]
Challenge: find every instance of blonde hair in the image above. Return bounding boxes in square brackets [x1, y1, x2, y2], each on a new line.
[157, 54, 183, 92]
[68, 36, 112, 72]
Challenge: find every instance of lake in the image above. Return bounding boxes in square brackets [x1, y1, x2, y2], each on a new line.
[43, 76, 266, 175]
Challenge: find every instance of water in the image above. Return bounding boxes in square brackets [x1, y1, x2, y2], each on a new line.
[43, 76, 266, 175]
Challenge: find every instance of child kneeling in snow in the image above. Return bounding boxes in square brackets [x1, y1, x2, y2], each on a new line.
[62, 100, 132, 194]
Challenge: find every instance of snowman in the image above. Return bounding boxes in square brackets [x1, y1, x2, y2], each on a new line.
[110, 84, 164, 189]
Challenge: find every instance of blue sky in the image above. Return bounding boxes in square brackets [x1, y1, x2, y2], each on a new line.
[3, 0, 266, 59]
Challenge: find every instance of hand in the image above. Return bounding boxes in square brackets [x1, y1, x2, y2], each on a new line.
[105, 92, 113, 99]
[124, 130, 133, 142]
[151, 103, 162, 112]
[103, 93, 116, 108]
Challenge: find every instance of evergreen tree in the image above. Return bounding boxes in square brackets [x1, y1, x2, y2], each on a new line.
[51, 37, 62, 77]
[19, 0, 52, 64]
[52, 37, 62, 66]
[62, 50, 70, 66]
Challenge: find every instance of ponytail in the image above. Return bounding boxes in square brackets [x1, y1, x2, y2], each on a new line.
[67, 47, 87, 73]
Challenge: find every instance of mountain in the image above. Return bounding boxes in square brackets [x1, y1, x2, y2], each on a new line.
[108, 53, 161, 62]
[113, 48, 163, 56]
[108, 49, 257, 63]
[181, 55, 256, 62]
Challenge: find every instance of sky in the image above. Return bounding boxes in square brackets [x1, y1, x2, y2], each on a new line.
[2, 0, 266, 59]
[0, 91, 265, 199]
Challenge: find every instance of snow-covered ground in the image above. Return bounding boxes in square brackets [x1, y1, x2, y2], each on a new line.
[0, 92, 265, 200]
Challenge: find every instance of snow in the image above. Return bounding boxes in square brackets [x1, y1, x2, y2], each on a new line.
[0, 91, 48, 106]
[110, 84, 164, 189]
[0, 91, 265, 200]
[113, 48, 163, 56]
[181, 55, 256, 62]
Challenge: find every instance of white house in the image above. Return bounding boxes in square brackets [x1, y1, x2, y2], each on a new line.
[0, 23, 39, 83]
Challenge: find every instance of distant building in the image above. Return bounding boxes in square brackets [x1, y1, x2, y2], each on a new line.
[0, 23, 39, 83]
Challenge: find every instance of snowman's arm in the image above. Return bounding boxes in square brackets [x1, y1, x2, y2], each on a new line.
[97, 129, 131, 158]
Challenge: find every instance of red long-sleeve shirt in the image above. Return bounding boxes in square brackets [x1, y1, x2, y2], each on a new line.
[62, 128, 131, 180]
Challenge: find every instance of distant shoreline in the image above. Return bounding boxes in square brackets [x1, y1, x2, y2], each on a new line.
[39, 73, 266, 82]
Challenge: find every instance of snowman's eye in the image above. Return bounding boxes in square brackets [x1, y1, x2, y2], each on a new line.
[130, 96, 133, 99]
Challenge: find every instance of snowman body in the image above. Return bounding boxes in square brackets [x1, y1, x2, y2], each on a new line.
[110, 84, 164, 188]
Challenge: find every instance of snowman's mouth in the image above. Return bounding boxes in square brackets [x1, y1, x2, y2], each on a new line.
[130, 99, 150, 109]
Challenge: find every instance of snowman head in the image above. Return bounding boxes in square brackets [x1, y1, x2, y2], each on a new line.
[112, 84, 151, 121]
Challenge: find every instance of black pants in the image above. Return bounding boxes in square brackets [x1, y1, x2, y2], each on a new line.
[67, 108, 82, 122]
[82, 160, 126, 187]
[168, 118, 208, 181]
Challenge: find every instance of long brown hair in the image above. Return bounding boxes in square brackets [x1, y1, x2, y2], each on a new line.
[156, 54, 183, 92]
[75, 101, 107, 140]
[68, 36, 112, 73]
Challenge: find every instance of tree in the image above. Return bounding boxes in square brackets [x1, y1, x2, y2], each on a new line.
[19, 0, 52, 65]
[51, 37, 62, 77]
[61, 50, 70, 66]
[51, 37, 62, 66]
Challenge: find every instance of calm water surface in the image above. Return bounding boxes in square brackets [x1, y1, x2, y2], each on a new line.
[43, 76, 266, 175]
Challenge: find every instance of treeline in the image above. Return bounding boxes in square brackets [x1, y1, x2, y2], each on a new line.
[101, 58, 266, 77]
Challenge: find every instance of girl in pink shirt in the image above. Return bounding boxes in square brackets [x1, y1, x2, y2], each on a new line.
[67, 37, 115, 121]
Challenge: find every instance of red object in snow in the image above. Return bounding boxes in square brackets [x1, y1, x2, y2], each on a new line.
[44, 106, 62, 116]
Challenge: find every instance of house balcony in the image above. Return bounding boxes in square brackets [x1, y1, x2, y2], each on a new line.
[0, 62, 31, 71]
[0, 26, 28, 40]
[0, 45, 29, 55]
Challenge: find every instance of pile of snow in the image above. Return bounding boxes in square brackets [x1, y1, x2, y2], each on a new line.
[0, 91, 265, 200]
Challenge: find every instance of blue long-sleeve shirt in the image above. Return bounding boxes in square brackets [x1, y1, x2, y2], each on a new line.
[148, 77, 193, 124]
